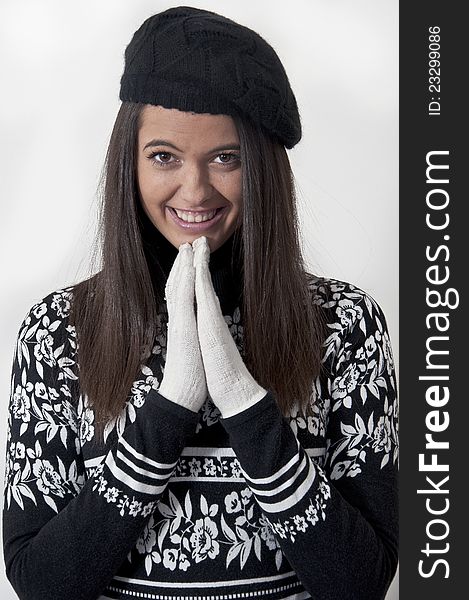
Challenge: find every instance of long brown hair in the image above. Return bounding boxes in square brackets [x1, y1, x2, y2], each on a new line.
[70, 102, 327, 442]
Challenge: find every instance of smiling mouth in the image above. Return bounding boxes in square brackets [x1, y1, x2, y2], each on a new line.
[168, 207, 224, 223]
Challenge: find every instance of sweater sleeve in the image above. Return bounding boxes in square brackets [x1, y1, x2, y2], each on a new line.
[220, 289, 398, 600]
[2, 293, 200, 600]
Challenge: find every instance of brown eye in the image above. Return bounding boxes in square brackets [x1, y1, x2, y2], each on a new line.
[149, 151, 175, 166]
[215, 153, 240, 164]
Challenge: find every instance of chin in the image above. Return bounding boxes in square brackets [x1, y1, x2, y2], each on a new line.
[171, 229, 236, 252]
[170, 233, 213, 251]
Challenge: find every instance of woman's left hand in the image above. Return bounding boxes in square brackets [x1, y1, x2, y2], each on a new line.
[192, 236, 267, 419]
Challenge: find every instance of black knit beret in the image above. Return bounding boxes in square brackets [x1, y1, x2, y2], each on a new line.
[119, 6, 302, 149]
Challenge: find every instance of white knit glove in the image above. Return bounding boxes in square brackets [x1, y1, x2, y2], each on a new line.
[158, 242, 208, 412]
[192, 236, 267, 419]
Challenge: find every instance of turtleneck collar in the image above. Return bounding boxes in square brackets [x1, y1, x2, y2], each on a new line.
[139, 206, 243, 315]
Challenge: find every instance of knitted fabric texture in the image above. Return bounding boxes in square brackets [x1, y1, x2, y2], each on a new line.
[119, 5, 302, 148]
[157, 243, 207, 412]
[3, 277, 399, 599]
[192, 236, 267, 418]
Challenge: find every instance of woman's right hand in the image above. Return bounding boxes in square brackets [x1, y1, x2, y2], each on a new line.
[157, 242, 208, 412]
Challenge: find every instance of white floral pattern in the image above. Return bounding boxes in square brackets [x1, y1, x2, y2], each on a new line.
[263, 470, 331, 543]
[4, 289, 85, 513]
[174, 455, 244, 479]
[312, 277, 399, 479]
[91, 462, 158, 519]
[131, 487, 284, 575]
[4, 276, 398, 582]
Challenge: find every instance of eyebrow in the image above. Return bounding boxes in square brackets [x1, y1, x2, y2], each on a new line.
[142, 139, 240, 153]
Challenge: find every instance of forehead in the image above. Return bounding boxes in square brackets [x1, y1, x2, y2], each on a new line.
[138, 105, 239, 147]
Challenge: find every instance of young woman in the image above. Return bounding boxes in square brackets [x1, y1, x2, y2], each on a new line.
[3, 6, 398, 600]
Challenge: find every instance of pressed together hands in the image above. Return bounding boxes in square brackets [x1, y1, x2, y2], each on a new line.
[158, 236, 267, 419]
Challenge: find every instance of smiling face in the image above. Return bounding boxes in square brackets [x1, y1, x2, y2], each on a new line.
[136, 105, 243, 252]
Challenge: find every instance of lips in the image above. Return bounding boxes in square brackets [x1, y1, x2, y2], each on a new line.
[171, 207, 221, 215]
[171, 207, 219, 222]
[166, 206, 227, 231]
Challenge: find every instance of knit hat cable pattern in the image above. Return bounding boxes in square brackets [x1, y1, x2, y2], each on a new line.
[120, 6, 301, 148]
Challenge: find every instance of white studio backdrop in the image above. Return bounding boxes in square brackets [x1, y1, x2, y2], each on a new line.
[0, 1, 399, 598]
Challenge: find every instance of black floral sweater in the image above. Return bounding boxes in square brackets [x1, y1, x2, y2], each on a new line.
[2, 273, 398, 600]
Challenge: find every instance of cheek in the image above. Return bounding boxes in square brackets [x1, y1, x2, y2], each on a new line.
[219, 173, 242, 206]
[232, 185, 243, 213]
[137, 164, 165, 207]
[137, 160, 150, 197]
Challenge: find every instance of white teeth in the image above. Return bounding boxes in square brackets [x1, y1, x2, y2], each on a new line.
[173, 208, 217, 223]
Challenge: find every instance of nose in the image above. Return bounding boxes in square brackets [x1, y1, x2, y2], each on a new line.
[177, 162, 213, 209]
